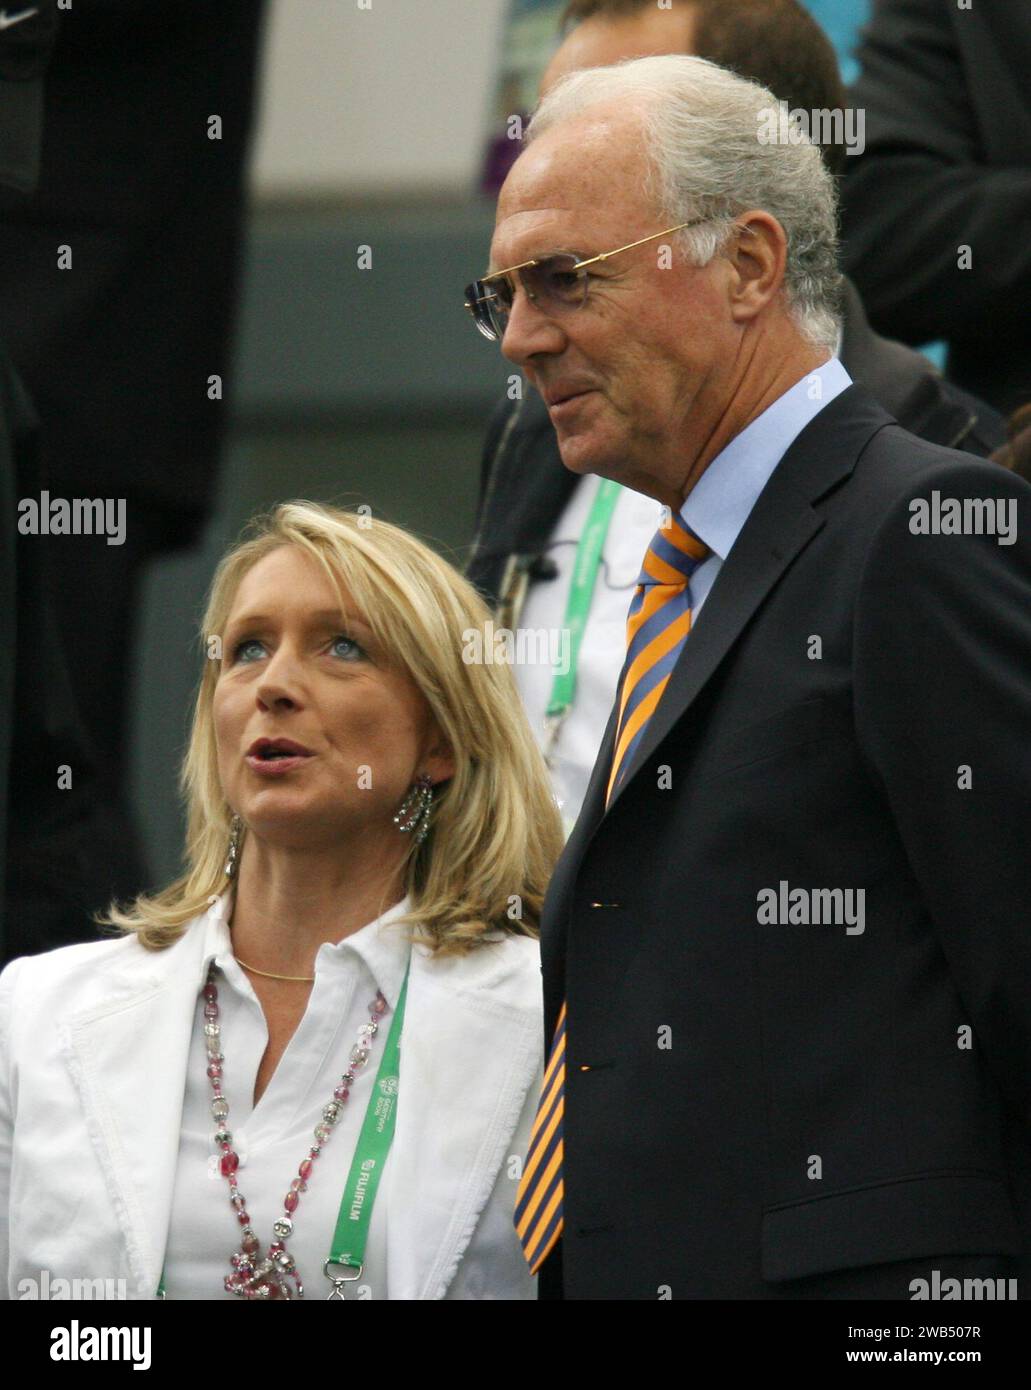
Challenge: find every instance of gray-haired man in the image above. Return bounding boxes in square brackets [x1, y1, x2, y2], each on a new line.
[471, 55, 1031, 1299]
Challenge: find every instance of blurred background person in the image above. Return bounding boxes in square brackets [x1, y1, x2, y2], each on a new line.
[0, 0, 145, 963]
[479, 0, 873, 195]
[0, 502, 563, 1300]
[465, 0, 1004, 834]
[0, 0, 267, 945]
[841, 0, 1031, 416]
[993, 403, 1031, 485]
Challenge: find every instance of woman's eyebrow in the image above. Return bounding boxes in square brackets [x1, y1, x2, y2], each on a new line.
[225, 608, 373, 633]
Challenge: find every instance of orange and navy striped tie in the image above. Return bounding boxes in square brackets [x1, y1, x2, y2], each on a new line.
[515, 512, 710, 1273]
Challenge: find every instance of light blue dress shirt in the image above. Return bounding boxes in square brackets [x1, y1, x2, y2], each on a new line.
[679, 356, 853, 616]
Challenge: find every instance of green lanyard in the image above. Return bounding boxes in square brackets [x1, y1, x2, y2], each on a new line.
[323, 965, 408, 1298]
[543, 477, 623, 764]
[157, 962, 409, 1300]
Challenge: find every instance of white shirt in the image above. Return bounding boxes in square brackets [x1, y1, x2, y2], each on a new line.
[514, 479, 665, 834]
[513, 357, 853, 832]
[163, 893, 413, 1300]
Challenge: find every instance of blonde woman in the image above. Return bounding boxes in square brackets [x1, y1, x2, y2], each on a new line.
[0, 503, 563, 1300]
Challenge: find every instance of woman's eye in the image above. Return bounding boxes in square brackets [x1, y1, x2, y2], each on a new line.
[227, 634, 365, 664]
[330, 634, 365, 660]
[232, 638, 266, 663]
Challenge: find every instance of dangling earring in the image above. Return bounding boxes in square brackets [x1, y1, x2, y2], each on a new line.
[393, 773, 434, 846]
[224, 814, 243, 878]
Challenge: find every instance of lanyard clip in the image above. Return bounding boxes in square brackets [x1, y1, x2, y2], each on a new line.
[324, 1259, 364, 1301]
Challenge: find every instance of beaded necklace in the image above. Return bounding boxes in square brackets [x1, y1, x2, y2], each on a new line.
[201, 966, 388, 1299]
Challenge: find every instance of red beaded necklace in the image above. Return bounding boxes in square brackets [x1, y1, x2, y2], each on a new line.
[201, 966, 388, 1299]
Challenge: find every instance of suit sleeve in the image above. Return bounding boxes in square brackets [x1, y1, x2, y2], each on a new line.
[854, 456, 1031, 1126]
[840, 0, 1031, 345]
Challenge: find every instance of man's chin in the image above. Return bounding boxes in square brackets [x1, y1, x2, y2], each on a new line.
[556, 431, 620, 480]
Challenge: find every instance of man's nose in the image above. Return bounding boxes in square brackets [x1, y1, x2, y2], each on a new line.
[499, 282, 567, 367]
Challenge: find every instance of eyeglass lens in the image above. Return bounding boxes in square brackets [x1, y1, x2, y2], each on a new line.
[466, 254, 587, 340]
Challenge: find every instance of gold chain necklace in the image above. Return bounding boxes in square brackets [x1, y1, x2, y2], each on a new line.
[234, 957, 315, 984]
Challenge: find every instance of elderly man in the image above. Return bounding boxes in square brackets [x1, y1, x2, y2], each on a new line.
[469, 55, 1031, 1299]
[466, 0, 1003, 835]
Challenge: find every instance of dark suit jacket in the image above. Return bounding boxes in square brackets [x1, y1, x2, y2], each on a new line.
[534, 385, 1031, 1298]
[466, 278, 1004, 611]
[841, 0, 1031, 417]
[0, 340, 140, 963]
[0, 0, 265, 532]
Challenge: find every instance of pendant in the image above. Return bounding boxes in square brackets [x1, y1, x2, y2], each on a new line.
[225, 1243, 304, 1299]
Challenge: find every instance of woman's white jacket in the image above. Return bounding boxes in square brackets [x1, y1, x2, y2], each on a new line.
[0, 898, 543, 1300]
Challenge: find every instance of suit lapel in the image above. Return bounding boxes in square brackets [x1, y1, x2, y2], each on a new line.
[538, 494, 825, 1016]
[60, 917, 212, 1299]
[543, 484, 825, 969]
[540, 387, 895, 1032]
[540, 388, 893, 1027]
[604, 487, 823, 816]
[604, 385, 891, 815]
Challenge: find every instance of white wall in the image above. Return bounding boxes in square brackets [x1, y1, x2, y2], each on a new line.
[251, 0, 511, 199]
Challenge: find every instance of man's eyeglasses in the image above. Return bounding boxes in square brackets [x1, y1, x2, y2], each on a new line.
[464, 219, 710, 343]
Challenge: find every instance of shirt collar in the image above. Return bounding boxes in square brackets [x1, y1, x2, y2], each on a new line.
[195, 889, 415, 1011]
[680, 355, 852, 561]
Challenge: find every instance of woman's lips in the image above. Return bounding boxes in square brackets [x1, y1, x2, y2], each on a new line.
[245, 752, 312, 777]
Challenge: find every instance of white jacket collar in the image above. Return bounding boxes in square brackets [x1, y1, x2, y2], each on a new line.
[199, 889, 417, 1011]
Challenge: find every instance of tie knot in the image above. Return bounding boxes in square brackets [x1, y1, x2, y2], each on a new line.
[637, 513, 710, 587]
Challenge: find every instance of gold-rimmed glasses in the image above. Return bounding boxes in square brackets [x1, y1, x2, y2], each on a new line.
[464, 218, 711, 342]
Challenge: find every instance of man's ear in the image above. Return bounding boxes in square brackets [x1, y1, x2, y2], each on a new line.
[726, 211, 788, 326]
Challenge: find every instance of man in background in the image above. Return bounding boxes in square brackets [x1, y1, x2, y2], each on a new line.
[841, 0, 1031, 416]
[0, 0, 131, 962]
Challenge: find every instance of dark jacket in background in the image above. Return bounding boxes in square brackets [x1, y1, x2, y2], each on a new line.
[0, 339, 138, 964]
[0, 0, 266, 530]
[466, 276, 1006, 610]
[0, 0, 266, 947]
[841, 0, 1031, 417]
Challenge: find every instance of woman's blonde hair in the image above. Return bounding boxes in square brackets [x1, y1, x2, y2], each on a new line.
[105, 501, 565, 954]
